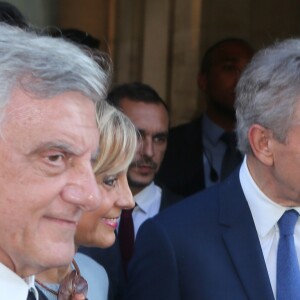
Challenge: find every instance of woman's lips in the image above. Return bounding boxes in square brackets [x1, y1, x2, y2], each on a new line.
[102, 217, 118, 229]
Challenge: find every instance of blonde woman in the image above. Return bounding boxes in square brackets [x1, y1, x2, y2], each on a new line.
[35, 101, 137, 300]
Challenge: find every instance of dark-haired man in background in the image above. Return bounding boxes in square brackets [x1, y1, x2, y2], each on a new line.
[157, 38, 254, 196]
[108, 82, 182, 273]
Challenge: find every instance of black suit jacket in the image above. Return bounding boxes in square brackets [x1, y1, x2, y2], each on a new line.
[124, 169, 274, 300]
[156, 116, 205, 197]
[79, 186, 182, 300]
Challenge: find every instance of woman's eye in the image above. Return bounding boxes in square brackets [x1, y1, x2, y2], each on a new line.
[104, 176, 117, 187]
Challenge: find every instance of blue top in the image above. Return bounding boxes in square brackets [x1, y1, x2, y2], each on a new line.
[36, 252, 109, 300]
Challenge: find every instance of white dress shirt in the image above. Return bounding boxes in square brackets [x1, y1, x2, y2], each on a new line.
[0, 262, 38, 299]
[240, 157, 300, 297]
[117, 182, 162, 238]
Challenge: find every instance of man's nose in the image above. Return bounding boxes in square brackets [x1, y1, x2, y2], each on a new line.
[141, 138, 154, 158]
[61, 163, 100, 211]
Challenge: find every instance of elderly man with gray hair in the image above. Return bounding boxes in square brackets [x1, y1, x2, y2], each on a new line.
[125, 38, 300, 300]
[0, 25, 111, 299]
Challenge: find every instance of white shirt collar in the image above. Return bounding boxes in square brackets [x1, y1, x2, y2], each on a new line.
[239, 156, 300, 238]
[0, 263, 38, 299]
[25, 275, 39, 299]
[134, 182, 161, 214]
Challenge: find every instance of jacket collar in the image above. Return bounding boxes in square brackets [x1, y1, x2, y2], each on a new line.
[218, 170, 275, 300]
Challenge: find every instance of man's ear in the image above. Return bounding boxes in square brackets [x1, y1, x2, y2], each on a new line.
[197, 73, 208, 92]
[248, 124, 274, 166]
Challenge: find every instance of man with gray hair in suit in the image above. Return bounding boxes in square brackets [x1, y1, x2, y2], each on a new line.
[125, 38, 300, 300]
[0, 25, 111, 299]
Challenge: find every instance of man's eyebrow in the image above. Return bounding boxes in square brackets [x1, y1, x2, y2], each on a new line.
[137, 128, 145, 134]
[33, 142, 100, 162]
[30, 141, 81, 156]
[156, 130, 168, 135]
[137, 129, 169, 138]
[47, 142, 100, 160]
[154, 131, 168, 137]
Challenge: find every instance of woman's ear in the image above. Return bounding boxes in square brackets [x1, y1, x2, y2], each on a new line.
[248, 124, 274, 166]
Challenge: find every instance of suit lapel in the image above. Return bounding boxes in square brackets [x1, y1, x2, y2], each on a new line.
[219, 171, 275, 300]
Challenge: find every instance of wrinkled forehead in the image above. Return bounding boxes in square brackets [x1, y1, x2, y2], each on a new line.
[3, 88, 94, 122]
[0, 89, 99, 151]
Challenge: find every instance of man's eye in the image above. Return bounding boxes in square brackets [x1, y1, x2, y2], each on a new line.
[154, 136, 167, 144]
[41, 150, 69, 175]
[48, 154, 64, 162]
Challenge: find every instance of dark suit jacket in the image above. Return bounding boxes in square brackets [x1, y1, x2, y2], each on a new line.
[124, 169, 275, 300]
[156, 116, 205, 197]
[79, 186, 182, 300]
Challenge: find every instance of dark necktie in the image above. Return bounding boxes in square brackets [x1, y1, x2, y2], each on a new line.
[118, 208, 135, 276]
[220, 131, 242, 180]
[27, 290, 36, 300]
[27, 287, 47, 300]
[277, 209, 300, 300]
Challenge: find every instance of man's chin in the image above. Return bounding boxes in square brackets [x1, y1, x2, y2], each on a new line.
[41, 239, 75, 267]
[127, 176, 153, 189]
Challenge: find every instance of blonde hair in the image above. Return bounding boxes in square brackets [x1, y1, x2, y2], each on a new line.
[94, 101, 137, 176]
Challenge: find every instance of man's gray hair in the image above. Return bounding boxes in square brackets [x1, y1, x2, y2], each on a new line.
[0, 24, 112, 121]
[235, 38, 300, 154]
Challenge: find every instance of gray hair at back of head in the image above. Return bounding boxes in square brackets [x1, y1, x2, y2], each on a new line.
[235, 38, 300, 154]
[94, 101, 137, 176]
[0, 24, 112, 123]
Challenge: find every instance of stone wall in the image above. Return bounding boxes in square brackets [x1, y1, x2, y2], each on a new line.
[6, 0, 300, 126]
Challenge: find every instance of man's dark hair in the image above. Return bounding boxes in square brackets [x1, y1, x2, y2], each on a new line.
[49, 28, 100, 49]
[201, 37, 253, 74]
[107, 82, 169, 112]
[0, 1, 29, 29]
